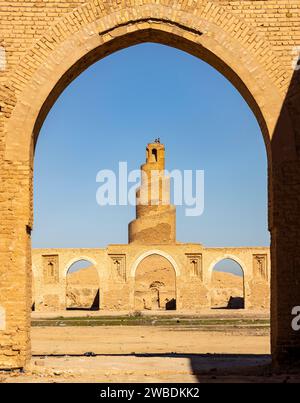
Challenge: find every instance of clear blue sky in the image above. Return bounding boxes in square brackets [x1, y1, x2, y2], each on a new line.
[68, 258, 244, 276]
[32, 43, 269, 249]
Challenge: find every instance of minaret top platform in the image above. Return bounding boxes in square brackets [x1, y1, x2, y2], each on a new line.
[144, 141, 165, 171]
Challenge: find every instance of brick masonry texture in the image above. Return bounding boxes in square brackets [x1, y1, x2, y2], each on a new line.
[0, 0, 300, 369]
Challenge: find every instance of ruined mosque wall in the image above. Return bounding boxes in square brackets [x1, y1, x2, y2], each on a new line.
[32, 244, 270, 312]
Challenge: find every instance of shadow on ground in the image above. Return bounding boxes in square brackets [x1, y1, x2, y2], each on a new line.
[32, 352, 273, 380]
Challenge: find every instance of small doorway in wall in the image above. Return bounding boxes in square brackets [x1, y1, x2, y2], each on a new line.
[66, 259, 100, 311]
[210, 258, 245, 309]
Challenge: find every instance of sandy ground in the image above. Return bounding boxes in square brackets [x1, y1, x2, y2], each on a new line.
[1, 311, 299, 383]
[31, 326, 270, 356]
[0, 324, 282, 383]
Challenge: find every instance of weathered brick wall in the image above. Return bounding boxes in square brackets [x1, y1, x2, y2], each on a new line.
[1, 1, 299, 93]
[0, 0, 300, 369]
[218, 1, 300, 83]
[31, 246, 270, 312]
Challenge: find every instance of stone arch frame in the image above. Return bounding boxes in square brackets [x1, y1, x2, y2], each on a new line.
[0, 0, 299, 368]
[130, 249, 179, 310]
[64, 256, 100, 311]
[64, 256, 99, 279]
[207, 254, 247, 282]
[208, 255, 246, 309]
[4, 0, 292, 163]
[130, 249, 181, 278]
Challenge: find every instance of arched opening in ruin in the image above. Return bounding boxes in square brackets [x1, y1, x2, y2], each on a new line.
[134, 254, 176, 311]
[31, 40, 267, 335]
[32, 41, 268, 249]
[2, 10, 284, 369]
[210, 258, 245, 309]
[66, 259, 100, 311]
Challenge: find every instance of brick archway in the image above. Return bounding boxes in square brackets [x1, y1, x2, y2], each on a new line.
[133, 252, 177, 311]
[208, 256, 246, 310]
[130, 249, 181, 278]
[4, 1, 288, 161]
[65, 258, 100, 311]
[64, 257, 98, 279]
[207, 255, 247, 281]
[0, 0, 300, 369]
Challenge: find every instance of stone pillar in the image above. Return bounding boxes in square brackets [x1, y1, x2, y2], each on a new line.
[271, 84, 300, 366]
[0, 160, 32, 369]
[271, 161, 300, 366]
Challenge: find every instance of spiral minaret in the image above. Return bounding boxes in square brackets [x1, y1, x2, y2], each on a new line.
[128, 142, 176, 244]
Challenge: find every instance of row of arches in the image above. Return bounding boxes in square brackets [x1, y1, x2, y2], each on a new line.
[38, 255, 244, 311]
